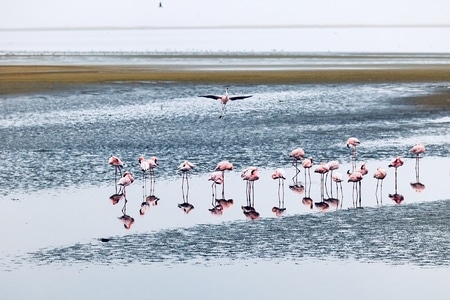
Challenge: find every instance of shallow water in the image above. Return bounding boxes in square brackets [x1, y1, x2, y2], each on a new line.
[1, 81, 449, 195]
[1, 64, 450, 299]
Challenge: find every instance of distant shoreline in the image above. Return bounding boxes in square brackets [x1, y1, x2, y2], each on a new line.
[1, 64, 450, 96]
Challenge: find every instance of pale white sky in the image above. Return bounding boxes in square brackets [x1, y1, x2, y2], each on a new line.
[1, 0, 449, 29]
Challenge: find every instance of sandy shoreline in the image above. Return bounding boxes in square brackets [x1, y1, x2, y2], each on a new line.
[1, 64, 450, 95]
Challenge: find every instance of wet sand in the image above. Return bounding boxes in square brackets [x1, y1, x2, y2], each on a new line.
[1, 64, 450, 96]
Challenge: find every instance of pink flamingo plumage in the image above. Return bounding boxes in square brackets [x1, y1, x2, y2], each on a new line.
[347, 169, 363, 207]
[271, 168, 286, 216]
[214, 160, 233, 198]
[290, 147, 305, 183]
[199, 87, 252, 118]
[373, 167, 387, 205]
[346, 137, 360, 171]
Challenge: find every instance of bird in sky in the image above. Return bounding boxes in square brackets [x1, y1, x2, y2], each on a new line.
[199, 87, 252, 118]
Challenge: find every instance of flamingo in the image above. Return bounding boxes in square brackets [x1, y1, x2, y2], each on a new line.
[332, 171, 344, 208]
[108, 155, 124, 192]
[389, 156, 404, 193]
[214, 160, 233, 198]
[410, 143, 425, 178]
[325, 160, 340, 198]
[290, 147, 305, 183]
[241, 167, 260, 218]
[302, 157, 313, 184]
[347, 169, 363, 208]
[373, 167, 387, 205]
[199, 87, 252, 118]
[208, 170, 224, 214]
[346, 137, 360, 171]
[314, 163, 329, 203]
[138, 156, 151, 200]
[178, 160, 195, 205]
[271, 168, 286, 216]
[117, 171, 134, 201]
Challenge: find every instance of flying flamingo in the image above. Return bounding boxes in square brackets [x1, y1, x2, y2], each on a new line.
[373, 167, 387, 205]
[214, 160, 233, 198]
[346, 137, 360, 171]
[271, 168, 286, 216]
[241, 167, 260, 219]
[347, 169, 363, 208]
[108, 155, 124, 193]
[177, 160, 195, 214]
[199, 87, 253, 118]
[290, 147, 305, 183]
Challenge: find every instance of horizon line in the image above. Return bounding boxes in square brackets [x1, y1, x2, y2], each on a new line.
[1, 23, 450, 31]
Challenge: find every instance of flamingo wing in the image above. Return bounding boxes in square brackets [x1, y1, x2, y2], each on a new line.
[229, 95, 252, 101]
[199, 95, 221, 100]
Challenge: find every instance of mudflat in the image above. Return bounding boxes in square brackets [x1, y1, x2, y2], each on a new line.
[1, 64, 450, 98]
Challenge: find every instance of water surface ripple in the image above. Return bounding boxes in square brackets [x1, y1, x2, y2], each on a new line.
[27, 200, 450, 268]
[1, 82, 449, 194]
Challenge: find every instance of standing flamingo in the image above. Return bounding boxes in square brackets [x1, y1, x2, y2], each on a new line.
[347, 169, 363, 208]
[199, 87, 253, 118]
[331, 172, 344, 208]
[138, 156, 151, 200]
[373, 167, 387, 205]
[241, 167, 260, 219]
[302, 157, 313, 184]
[290, 147, 305, 183]
[314, 163, 330, 208]
[346, 137, 360, 171]
[388, 156, 404, 204]
[325, 160, 340, 198]
[410, 144, 426, 192]
[117, 171, 135, 202]
[271, 168, 286, 216]
[214, 160, 233, 198]
[177, 160, 195, 214]
[208, 170, 224, 215]
[388, 156, 404, 192]
[108, 155, 124, 193]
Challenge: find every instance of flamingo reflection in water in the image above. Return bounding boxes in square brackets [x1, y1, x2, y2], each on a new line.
[271, 168, 286, 217]
[178, 160, 195, 214]
[388, 156, 405, 204]
[241, 167, 260, 220]
[118, 198, 135, 230]
[138, 156, 160, 215]
[410, 143, 426, 192]
[314, 162, 330, 211]
[374, 167, 387, 205]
